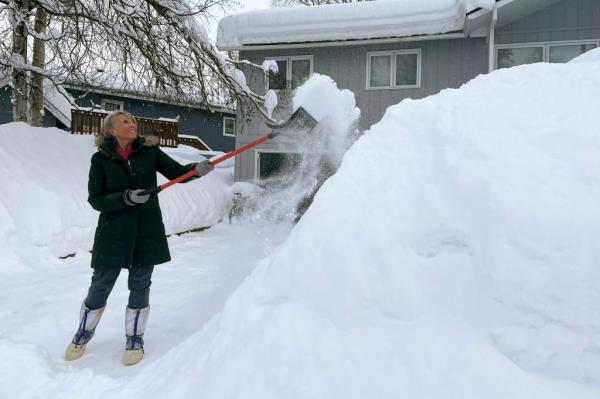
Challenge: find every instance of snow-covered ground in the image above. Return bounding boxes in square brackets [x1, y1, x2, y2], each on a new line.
[2, 49, 600, 398]
[0, 222, 292, 398]
[0, 124, 293, 397]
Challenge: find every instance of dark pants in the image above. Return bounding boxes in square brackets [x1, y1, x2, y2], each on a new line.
[85, 266, 154, 310]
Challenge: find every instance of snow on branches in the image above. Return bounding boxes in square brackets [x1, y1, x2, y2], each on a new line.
[1, 0, 276, 124]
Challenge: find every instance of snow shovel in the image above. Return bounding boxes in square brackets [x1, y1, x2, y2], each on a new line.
[141, 107, 318, 195]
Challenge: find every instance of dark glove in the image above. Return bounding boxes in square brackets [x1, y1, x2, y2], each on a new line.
[123, 189, 151, 206]
[194, 160, 214, 177]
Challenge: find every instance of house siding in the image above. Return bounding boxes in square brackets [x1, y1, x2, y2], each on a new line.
[496, 0, 600, 44]
[236, 38, 489, 181]
[0, 86, 66, 129]
[68, 90, 236, 152]
[0, 86, 12, 125]
[233, 0, 600, 183]
[1, 87, 236, 151]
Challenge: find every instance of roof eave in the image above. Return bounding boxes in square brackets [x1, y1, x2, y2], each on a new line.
[219, 31, 468, 52]
[62, 83, 236, 114]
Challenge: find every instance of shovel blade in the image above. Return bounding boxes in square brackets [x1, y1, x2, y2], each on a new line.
[266, 107, 319, 136]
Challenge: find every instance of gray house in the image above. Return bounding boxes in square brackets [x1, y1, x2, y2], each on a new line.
[217, 0, 600, 183]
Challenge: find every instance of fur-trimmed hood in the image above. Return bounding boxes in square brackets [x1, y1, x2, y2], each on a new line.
[97, 135, 160, 159]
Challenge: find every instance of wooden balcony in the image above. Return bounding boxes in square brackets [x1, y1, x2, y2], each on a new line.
[70, 109, 210, 151]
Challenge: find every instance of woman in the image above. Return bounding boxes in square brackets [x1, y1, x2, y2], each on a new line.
[64, 110, 214, 366]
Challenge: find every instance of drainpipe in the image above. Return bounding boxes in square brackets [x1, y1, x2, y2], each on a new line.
[488, 6, 498, 72]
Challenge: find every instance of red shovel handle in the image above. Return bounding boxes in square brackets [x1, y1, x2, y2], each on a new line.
[210, 134, 271, 166]
[144, 133, 274, 195]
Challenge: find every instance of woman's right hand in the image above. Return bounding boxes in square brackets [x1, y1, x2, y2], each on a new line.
[123, 189, 151, 206]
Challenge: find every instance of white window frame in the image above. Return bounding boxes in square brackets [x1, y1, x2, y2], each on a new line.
[366, 49, 422, 90]
[265, 55, 314, 91]
[494, 39, 600, 69]
[101, 99, 124, 111]
[223, 116, 236, 137]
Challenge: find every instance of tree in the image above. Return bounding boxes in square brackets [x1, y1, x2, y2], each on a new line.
[271, 0, 374, 7]
[0, 0, 273, 126]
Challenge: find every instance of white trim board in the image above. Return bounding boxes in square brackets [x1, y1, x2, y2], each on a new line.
[230, 33, 466, 52]
[223, 116, 236, 137]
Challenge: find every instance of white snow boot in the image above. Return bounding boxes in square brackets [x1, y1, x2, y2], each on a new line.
[123, 306, 149, 366]
[65, 302, 105, 361]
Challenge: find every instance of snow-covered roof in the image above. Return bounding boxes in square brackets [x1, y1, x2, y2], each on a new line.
[63, 82, 235, 114]
[43, 81, 73, 127]
[217, 0, 496, 50]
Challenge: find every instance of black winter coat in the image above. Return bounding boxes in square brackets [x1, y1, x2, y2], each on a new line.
[88, 136, 195, 269]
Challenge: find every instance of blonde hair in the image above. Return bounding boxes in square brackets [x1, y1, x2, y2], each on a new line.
[95, 110, 137, 147]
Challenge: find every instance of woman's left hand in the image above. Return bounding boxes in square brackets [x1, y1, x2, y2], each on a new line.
[194, 160, 215, 177]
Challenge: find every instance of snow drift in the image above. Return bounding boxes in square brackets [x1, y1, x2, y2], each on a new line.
[4, 52, 600, 399]
[110, 59, 600, 397]
[0, 124, 232, 270]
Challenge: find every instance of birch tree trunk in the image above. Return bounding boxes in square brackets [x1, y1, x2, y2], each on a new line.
[11, 0, 29, 123]
[30, 7, 48, 127]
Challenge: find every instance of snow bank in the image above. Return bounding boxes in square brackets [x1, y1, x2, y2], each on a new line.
[570, 46, 600, 64]
[217, 0, 495, 49]
[112, 61, 600, 397]
[0, 124, 231, 269]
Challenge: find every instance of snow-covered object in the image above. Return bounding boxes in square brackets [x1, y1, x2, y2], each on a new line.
[42, 80, 74, 126]
[111, 61, 599, 397]
[2, 51, 600, 399]
[225, 66, 251, 93]
[217, 0, 495, 49]
[261, 59, 278, 74]
[263, 89, 278, 118]
[569, 46, 600, 63]
[0, 124, 231, 267]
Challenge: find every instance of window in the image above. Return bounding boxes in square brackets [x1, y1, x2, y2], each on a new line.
[496, 40, 599, 69]
[549, 43, 598, 63]
[367, 49, 421, 90]
[266, 56, 313, 91]
[223, 116, 236, 137]
[497, 46, 545, 69]
[101, 99, 124, 111]
[255, 150, 304, 188]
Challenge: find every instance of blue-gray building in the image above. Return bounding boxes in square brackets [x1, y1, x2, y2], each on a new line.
[0, 83, 237, 152]
[217, 0, 600, 182]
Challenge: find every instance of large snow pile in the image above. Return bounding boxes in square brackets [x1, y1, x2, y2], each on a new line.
[0, 123, 232, 271]
[3, 57, 600, 399]
[99, 61, 599, 397]
[217, 0, 494, 49]
[570, 46, 600, 64]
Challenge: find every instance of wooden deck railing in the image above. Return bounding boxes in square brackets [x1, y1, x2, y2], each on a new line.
[70, 109, 209, 150]
[178, 134, 211, 151]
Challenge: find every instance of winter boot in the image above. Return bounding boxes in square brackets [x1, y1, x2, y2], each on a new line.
[123, 306, 149, 366]
[64, 302, 105, 361]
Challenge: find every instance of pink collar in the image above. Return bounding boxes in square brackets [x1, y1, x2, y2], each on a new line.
[117, 148, 133, 159]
